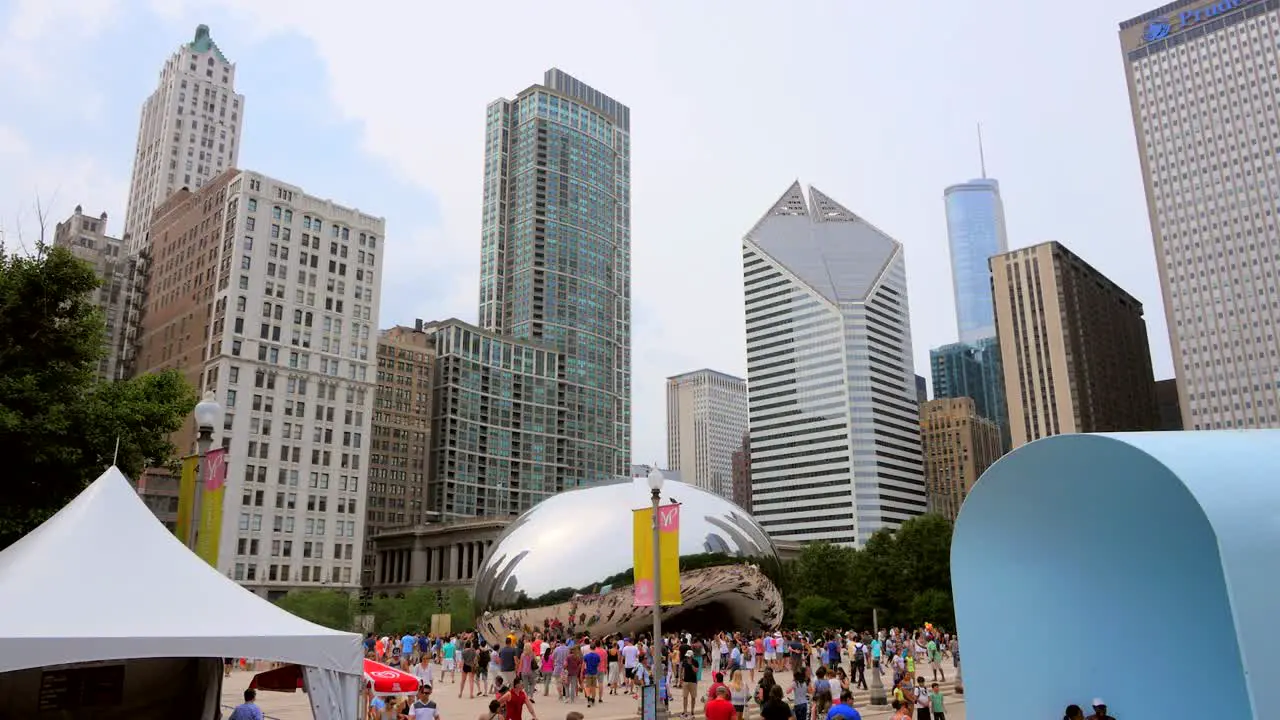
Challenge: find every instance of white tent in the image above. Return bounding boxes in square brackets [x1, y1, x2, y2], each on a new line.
[0, 466, 363, 719]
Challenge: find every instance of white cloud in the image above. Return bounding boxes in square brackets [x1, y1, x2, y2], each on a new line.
[0, 0, 119, 90]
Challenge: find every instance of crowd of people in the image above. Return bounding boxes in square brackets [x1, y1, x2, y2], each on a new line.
[360, 626, 966, 720]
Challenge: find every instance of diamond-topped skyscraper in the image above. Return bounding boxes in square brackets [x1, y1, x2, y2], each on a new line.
[478, 69, 631, 480]
[744, 183, 926, 547]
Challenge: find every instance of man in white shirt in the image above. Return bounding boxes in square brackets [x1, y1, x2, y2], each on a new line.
[408, 685, 441, 720]
[621, 640, 641, 693]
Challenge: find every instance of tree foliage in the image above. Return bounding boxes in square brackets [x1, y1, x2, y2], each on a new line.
[276, 588, 475, 634]
[0, 243, 196, 549]
[782, 514, 955, 631]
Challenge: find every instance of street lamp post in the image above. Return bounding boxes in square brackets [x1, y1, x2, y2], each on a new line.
[647, 469, 666, 720]
[188, 391, 223, 551]
[867, 609, 886, 706]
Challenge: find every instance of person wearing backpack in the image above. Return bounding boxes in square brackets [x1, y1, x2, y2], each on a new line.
[911, 676, 931, 720]
[849, 640, 866, 691]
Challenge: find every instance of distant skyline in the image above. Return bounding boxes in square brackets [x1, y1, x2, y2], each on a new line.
[0, 0, 1177, 465]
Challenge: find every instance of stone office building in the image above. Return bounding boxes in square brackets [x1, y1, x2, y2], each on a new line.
[369, 517, 510, 595]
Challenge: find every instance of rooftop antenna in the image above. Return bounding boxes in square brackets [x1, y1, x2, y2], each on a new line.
[977, 122, 988, 179]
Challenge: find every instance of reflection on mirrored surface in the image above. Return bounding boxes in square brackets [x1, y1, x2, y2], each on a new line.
[473, 476, 783, 644]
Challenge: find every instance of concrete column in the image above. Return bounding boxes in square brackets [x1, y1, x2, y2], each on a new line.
[376, 551, 385, 585]
[412, 543, 429, 583]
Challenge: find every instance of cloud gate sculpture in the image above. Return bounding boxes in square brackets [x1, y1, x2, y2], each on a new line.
[473, 476, 783, 644]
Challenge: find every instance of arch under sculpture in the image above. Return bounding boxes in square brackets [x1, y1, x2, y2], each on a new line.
[952, 431, 1280, 720]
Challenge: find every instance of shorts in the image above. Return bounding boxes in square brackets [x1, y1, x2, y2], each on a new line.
[585, 675, 598, 688]
[444, 659, 456, 671]
[608, 662, 620, 683]
[625, 668, 636, 679]
[462, 665, 474, 674]
[734, 706, 745, 714]
[763, 652, 775, 660]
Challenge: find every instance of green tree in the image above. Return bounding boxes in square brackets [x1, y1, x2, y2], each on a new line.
[447, 587, 475, 629]
[276, 589, 359, 630]
[0, 243, 196, 549]
[789, 541, 858, 600]
[792, 596, 850, 632]
[778, 514, 956, 630]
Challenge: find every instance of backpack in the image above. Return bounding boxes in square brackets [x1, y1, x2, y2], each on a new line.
[854, 645, 865, 663]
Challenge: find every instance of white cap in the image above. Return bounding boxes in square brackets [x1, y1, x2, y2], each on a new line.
[1092, 698, 1106, 707]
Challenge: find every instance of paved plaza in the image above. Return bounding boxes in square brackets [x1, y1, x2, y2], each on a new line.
[221, 668, 967, 720]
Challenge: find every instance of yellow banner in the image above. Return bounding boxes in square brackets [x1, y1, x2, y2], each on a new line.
[175, 456, 198, 542]
[633, 504, 682, 606]
[195, 448, 228, 566]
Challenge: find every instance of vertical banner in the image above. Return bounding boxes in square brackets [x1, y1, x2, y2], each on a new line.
[175, 456, 199, 542]
[195, 448, 228, 566]
[632, 503, 683, 607]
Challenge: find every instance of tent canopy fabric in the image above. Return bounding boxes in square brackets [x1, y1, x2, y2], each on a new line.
[0, 466, 363, 676]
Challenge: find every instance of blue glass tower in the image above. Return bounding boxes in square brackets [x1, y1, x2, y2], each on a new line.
[931, 338, 1010, 451]
[943, 178, 1007, 344]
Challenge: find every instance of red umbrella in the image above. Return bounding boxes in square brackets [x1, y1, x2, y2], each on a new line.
[248, 664, 305, 693]
[364, 658, 419, 696]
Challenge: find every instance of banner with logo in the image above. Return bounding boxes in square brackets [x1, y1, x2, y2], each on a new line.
[194, 448, 228, 566]
[175, 456, 199, 542]
[632, 503, 682, 606]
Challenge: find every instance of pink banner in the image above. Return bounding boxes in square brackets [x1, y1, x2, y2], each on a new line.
[203, 447, 228, 490]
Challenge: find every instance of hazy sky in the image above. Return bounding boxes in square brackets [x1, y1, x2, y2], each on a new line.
[0, 0, 1173, 466]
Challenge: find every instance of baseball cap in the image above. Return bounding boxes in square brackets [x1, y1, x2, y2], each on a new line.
[1092, 698, 1105, 707]
[685, 650, 693, 657]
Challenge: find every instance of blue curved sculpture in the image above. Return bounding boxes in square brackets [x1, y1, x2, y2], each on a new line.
[952, 432, 1279, 720]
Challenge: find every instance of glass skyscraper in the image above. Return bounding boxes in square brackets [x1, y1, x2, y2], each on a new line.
[931, 337, 1010, 451]
[478, 69, 631, 480]
[943, 178, 1008, 344]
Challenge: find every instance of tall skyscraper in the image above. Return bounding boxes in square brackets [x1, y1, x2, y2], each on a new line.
[123, 25, 245, 255]
[991, 241, 1160, 447]
[1121, 5, 1280, 430]
[920, 397, 1002, 522]
[744, 182, 925, 547]
[364, 323, 435, 587]
[666, 369, 748, 499]
[944, 169, 1008, 344]
[52, 207, 140, 382]
[197, 171, 384, 596]
[478, 69, 631, 480]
